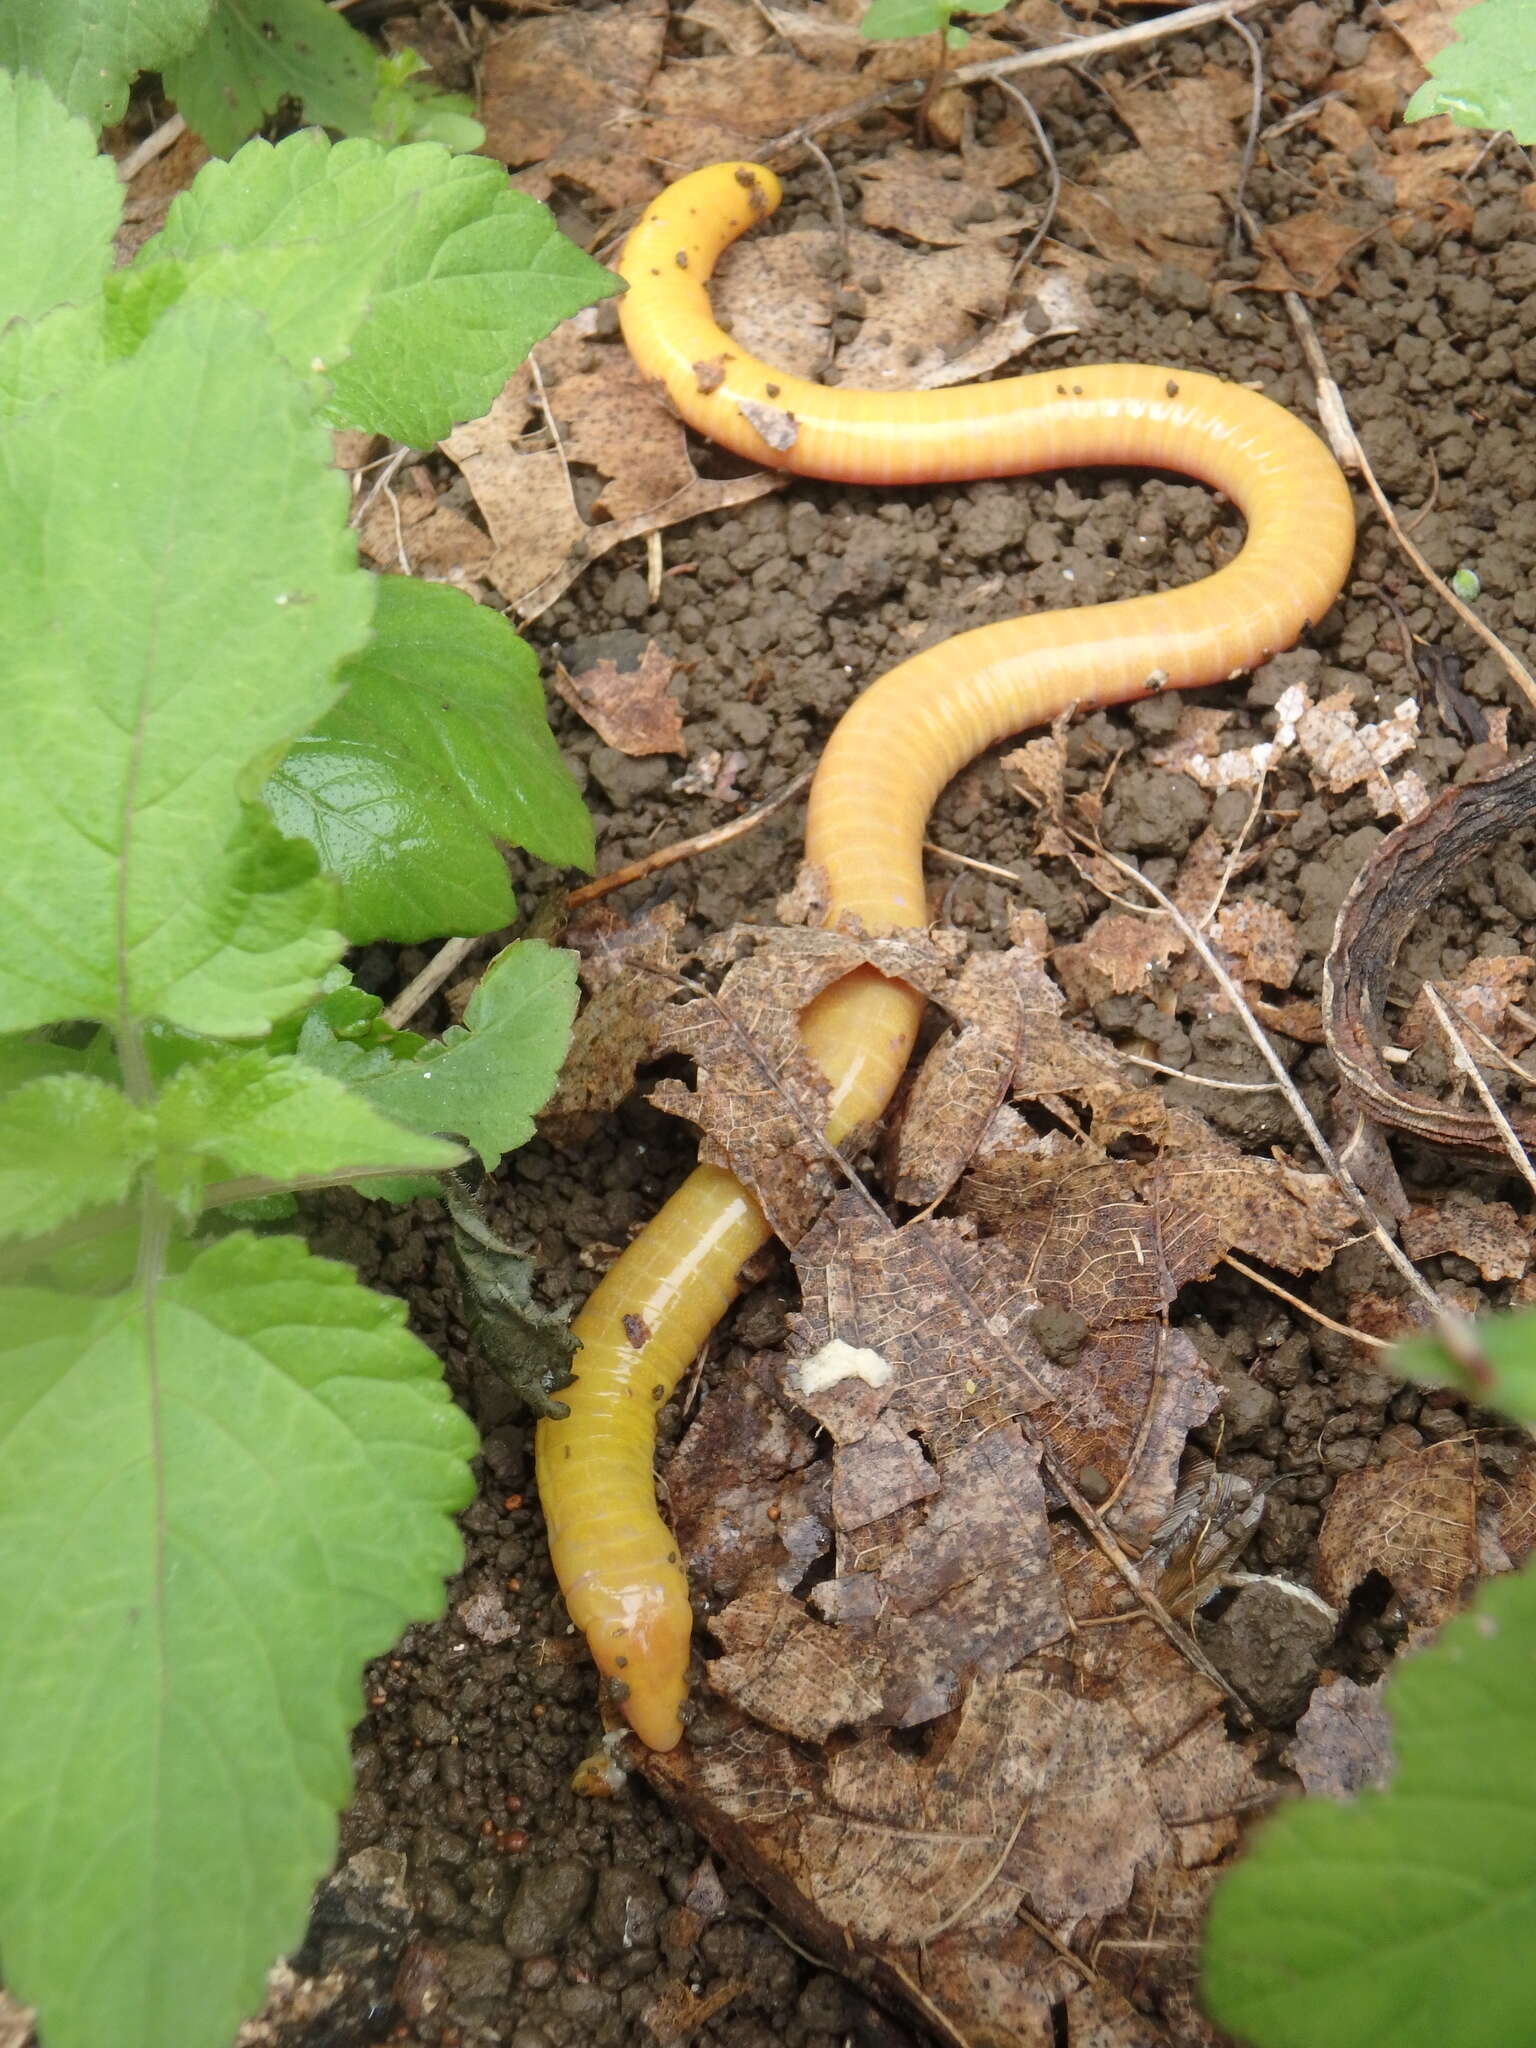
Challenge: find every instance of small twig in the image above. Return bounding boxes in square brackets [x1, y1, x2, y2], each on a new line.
[770, 0, 1266, 156]
[799, 134, 848, 380]
[994, 78, 1062, 282]
[350, 443, 412, 528]
[1423, 985, 1536, 1202]
[923, 838, 1023, 885]
[1119, 1051, 1279, 1093]
[1265, 276, 1536, 716]
[1077, 832, 1445, 1318]
[528, 349, 577, 506]
[386, 935, 480, 1030]
[566, 768, 813, 908]
[117, 111, 186, 183]
[1226, 15, 1265, 258]
[1221, 1254, 1393, 1352]
[1442, 993, 1536, 1094]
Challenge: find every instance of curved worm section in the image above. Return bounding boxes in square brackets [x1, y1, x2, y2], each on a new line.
[536, 161, 1356, 1751]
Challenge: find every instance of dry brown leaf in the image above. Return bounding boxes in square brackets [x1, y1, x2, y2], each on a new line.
[1399, 953, 1536, 1059]
[1212, 898, 1302, 992]
[355, 469, 491, 584]
[1052, 910, 1186, 1008]
[480, 2, 668, 206]
[1252, 212, 1372, 296]
[649, 929, 954, 1243]
[1283, 1675, 1394, 1799]
[1091, 70, 1248, 258]
[856, 148, 1039, 249]
[1402, 1192, 1531, 1283]
[554, 641, 686, 757]
[1315, 1439, 1480, 1631]
[641, 1975, 747, 2046]
[716, 226, 1063, 393]
[1294, 686, 1422, 815]
[442, 346, 784, 618]
[545, 903, 683, 1115]
[646, 51, 870, 136]
[709, 1581, 886, 1740]
[891, 950, 1112, 1209]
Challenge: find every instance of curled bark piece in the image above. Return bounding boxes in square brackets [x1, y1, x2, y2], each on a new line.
[1323, 751, 1536, 1154]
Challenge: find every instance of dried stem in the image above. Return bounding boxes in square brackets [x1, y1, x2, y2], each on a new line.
[1423, 984, 1536, 1202]
[566, 767, 813, 909]
[1077, 831, 1444, 1319]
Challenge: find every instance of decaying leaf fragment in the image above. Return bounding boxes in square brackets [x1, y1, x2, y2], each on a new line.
[554, 640, 686, 757]
[1315, 1439, 1480, 1632]
[648, 928, 954, 1243]
[542, 903, 684, 1131]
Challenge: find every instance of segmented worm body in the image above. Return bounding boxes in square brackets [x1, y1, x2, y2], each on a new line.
[535, 162, 1356, 1751]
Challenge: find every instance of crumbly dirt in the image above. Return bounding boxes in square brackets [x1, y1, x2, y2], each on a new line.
[245, 4, 1536, 2045]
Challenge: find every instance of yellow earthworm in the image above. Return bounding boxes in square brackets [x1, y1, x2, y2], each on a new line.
[535, 161, 1356, 1751]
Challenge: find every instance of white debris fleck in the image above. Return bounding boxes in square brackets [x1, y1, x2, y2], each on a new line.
[795, 1339, 893, 1396]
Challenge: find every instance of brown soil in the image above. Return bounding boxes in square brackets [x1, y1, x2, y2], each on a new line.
[257, 3, 1536, 2044]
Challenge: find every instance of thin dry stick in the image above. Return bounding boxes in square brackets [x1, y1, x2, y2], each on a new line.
[566, 767, 813, 907]
[117, 111, 186, 182]
[351, 443, 412, 528]
[1222, 1254, 1393, 1352]
[995, 76, 1062, 282]
[385, 934, 479, 1030]
[771, 0, 1265, 154]
[1268, 276, 1536, 716]
[1226, 14, 1265, 257]
[1080, 833, 1445, 1319]
[1119, 1051, 1279, 1093]
[1423, 984, 1536, 1202]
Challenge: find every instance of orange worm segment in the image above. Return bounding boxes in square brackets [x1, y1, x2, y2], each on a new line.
[536, 161, 1356, 1752]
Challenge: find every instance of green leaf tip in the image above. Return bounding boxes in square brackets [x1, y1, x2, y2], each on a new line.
[1404, 0, 1536, 142]
[0, 67, 121, 325]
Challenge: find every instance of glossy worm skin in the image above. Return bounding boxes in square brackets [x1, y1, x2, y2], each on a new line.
[536, 162, 1356, 1751]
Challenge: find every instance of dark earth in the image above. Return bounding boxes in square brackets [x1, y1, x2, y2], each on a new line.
[137, 1, 1536, 2043]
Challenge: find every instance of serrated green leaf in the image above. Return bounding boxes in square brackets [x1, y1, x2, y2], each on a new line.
[303, 940, 578, 1169]
[0, 1230, 476, 2048]
[0, 298, 109, 419]
[0, 297, 371, 1036]
[164, 0, 379, 154]
[369, 45, 484, 153]
[147, 129, 620, 444]
[154, 1050, 464, 1213]
[1405, 0, 1536, 142]
[0, 68, 120, 323]
[0, 0, 212, 125]
[265, 578, 593, 942]
[1396, 1310, 1536, 1427]
[1203, 1556, 1536, 2048]
[266, 734, 519, 942]
[0, 1074, 154, 1241]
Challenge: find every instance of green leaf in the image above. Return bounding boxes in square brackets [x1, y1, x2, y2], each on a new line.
[0, 0, 212, 125]
[368, 45, 484, 153]
[0, 299, 110, 420]
[146, 128, 621, 445]
[860, 0, 950, 38]
[303, 940, 578, 1170]
[0, 68, 120, 324]
[164, 0, 383, 154]
[0, 1074, 154, 1241]
[0, 1034, 90, 1090]
[0, 297, 371, 1037]
[1203, 1555, 1536, 2048]
[0, 1231, 477, 2048]
[1405, 0, 1536, 141]
[265, 578, 593, 943]
[154, 1050, 465, 1213]
[1395, 1309, 1536, 1427]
